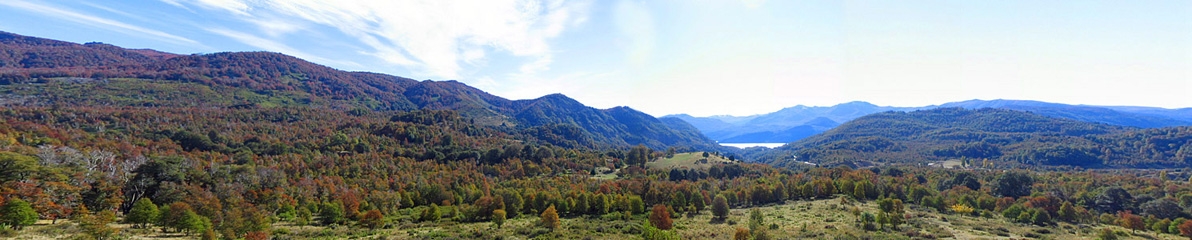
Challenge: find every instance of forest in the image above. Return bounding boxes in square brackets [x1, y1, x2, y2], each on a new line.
[3, 31, 1192, 239]
[757, 108, 1192, 169]
[1, 104, 1192, 239]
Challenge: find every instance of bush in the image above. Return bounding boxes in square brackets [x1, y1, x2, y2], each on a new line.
[649, 204, 673, 230]
[1097, 228, 1118, 240]
[492, 209, 507, 229]
[321, 202, 346, 225]
[126, 198, 159, 228]
[420, 204, 441, 222]
[641, 222, 680, 240]
[0, 198, 37, 230]
[734, 227, 750, 240]
[540, 205, 560, 230]
[712, 195, 730, 220]
[359, 209, 384, 229]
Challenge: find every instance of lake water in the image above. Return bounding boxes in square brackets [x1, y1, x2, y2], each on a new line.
[720, 143, 786, 148]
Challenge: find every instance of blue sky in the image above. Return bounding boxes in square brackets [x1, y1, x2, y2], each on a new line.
[1, 0, 1189, 116]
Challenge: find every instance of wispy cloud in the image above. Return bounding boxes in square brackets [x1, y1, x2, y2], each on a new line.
[162, 0, 250, 16]
[165, 0, 592, 79]
[0, 0, 199, 46]
[205, 28, 362, 69]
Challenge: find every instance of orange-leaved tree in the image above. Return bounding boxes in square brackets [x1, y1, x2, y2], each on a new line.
[649, 204, 672, 230]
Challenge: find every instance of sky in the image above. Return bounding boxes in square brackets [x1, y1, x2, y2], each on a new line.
[1, 0, 1189, 117]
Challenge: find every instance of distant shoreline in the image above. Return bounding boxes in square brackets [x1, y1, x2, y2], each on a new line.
[719, 143, 785, 148]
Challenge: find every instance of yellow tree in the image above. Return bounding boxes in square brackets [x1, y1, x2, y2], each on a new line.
[540, 205, 560, 231]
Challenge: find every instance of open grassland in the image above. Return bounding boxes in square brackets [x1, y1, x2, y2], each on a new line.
[646, 152, 734, 170]
[11, 197, 1189, 239]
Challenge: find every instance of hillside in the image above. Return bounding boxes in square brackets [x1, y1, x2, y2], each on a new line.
[939, 99, 1192, 128]
[674, 99, 1191, 146]
[6, 32, 1192, 240]
[668, 102, 911, 143]
[0, 31, 717, 151]
[758, 108, 1192, 169]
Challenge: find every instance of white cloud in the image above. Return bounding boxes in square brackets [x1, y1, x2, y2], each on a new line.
[170, 0, 591, 79]
[1, 0, 199, 46]
[163, 0, 250, 16]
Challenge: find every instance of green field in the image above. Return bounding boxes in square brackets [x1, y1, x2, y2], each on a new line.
[646, 152, 734, 170]
[16, 197, 1179, 239]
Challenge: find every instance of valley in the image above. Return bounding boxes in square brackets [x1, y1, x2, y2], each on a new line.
[0, 32, 1189, 240]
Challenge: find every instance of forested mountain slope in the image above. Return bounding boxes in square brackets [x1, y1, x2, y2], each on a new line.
[757, 108, 1192, 169]
[939, 99, 1192, 128]
[0, 31, 716, 151]
[673, 99, 1190, 145]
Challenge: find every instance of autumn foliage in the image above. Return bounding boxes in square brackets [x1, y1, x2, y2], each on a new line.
[541, 205, 561, 230]
[649, 204, 673, 230]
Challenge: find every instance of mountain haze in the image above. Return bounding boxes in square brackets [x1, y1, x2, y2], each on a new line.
[675, 99, 1191, 145]
[756, 108, 1192, 169]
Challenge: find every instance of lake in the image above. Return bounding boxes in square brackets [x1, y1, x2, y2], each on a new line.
[720, 143, 786, 148]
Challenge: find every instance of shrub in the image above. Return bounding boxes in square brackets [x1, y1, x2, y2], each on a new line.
[492, 209, 507, 229]
[649, 204, 673, 230]
[359, 209, 384, 229]
[641, 222, 680, 240]
[0, 198, 37, 230]
[420, 204, 441, 222]
[733, 227, 750, 240]
[712, 195, 730, 220]
[540, 205, 560, 230]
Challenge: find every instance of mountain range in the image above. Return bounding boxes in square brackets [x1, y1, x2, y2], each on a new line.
[671, 100, 1191, 144]
[754, 107, 1192, 169]
[0, 31, 718, 151]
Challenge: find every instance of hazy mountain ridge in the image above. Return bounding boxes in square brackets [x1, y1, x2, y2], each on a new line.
[755, 108, 1192, 169]
[0, 31, 717, 151]
[673, 99, 1190, 144]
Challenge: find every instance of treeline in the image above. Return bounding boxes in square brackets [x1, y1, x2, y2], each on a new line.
[5, 107, 1192, 238]
[760, 108, 1192, 168]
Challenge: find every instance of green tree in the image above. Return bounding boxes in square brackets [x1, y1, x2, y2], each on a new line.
[642, 221, 681, 240]
[712, 195, 730, 220]
[748, 208, 764, 232]
[320, 202, 346, 225]
[294, 207, 312, 228]
[628, 145, 651, 167]
[629, 196, 646, 214]
[991, 171, 1039, 197]
[499, 191, 523, 218]
[179, 210, 207, 235]
[492, 209, 507, 229]
[1056, 201, 1077, 223]
[161, 202, 203, 235]
[0, 198, 37, 230]
[0, 152, 37, 184]
[77, 209, 118, 239]
[1031, 208, 1051, 225]
[876, 198, 904, 229]
[126, 198, 159, 228]
[420, 204, 440, 222]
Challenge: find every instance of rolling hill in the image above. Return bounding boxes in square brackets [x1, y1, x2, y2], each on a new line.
[673, 99, 1191, 145]
[0, 31, 717, 151]
[667, 102, 914, 143]
[754, 108, 1192, 169]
